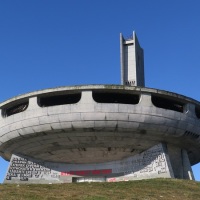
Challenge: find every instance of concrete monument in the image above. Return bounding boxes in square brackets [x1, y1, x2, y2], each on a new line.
[0, 31, 199, 183]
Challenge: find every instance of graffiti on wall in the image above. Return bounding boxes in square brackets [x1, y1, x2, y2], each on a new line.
[5, 143, 172, 183]
[110, 143, 170, 180]
[6, 156, 57, 181]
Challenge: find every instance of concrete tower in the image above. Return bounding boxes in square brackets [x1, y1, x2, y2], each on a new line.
[120, 31, 145, 86]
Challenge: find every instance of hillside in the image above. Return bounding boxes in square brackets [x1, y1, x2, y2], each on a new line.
[0, 178, 200, 200]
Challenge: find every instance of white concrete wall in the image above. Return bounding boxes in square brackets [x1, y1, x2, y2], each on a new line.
[124, 43, 136, 85]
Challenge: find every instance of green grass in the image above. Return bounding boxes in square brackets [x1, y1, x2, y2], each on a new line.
[0, 178, 200, 200]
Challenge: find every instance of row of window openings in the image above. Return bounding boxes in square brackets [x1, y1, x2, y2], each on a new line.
[184, 131, 199, 139]
[2, 92, 200, 119]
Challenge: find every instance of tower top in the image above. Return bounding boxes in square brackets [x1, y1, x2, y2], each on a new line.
[120, 31, 145, 86]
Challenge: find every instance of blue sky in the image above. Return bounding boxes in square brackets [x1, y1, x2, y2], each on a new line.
[0, 0, 200, 182]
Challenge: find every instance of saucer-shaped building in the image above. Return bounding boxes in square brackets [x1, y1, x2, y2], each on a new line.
[0, 32, 199, 183]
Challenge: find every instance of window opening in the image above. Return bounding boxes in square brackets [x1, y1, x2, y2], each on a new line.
[92, 92, 139, 104]
[39, 93, 81, 107]
[3, 102, 29, 117]
[152, 95, 184, 113]
[195, 106, 200, 119]
[184, 131, 199, 139]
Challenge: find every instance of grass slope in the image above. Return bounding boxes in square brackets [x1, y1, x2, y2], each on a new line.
[0, 178, 200, 200]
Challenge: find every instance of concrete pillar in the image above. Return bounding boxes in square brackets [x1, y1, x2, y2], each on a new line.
[184, 103, 196, 118]
[27, 97, 40, 110]
[167, 144, 194, 180]
[182, 149, 195, 180]
[167, 144, 183, 178]
[140, 93, 153, 107]
[80, 91, 93, 104]
[0, 109, 3, 120]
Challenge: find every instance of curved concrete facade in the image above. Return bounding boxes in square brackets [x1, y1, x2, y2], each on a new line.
[0, 85, 200, 167]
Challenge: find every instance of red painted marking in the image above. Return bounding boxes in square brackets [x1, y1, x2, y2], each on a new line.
[61, 172, 72, 176]
[76, 170, 91, 176]
[101, 169, 112, 174]
[107, 178, 116, 182]
[61, 169, 112, 176]
[92, 170, 101, 175]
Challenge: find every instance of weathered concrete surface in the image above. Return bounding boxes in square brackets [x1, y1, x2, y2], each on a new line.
[120, 32, 145, 86]
[4, 143, 175, 184]
[167, 144, 195, 180]
[0, 85, 200, 167]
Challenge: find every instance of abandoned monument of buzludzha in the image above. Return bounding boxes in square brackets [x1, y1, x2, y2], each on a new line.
[0, 31, 200, 183]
